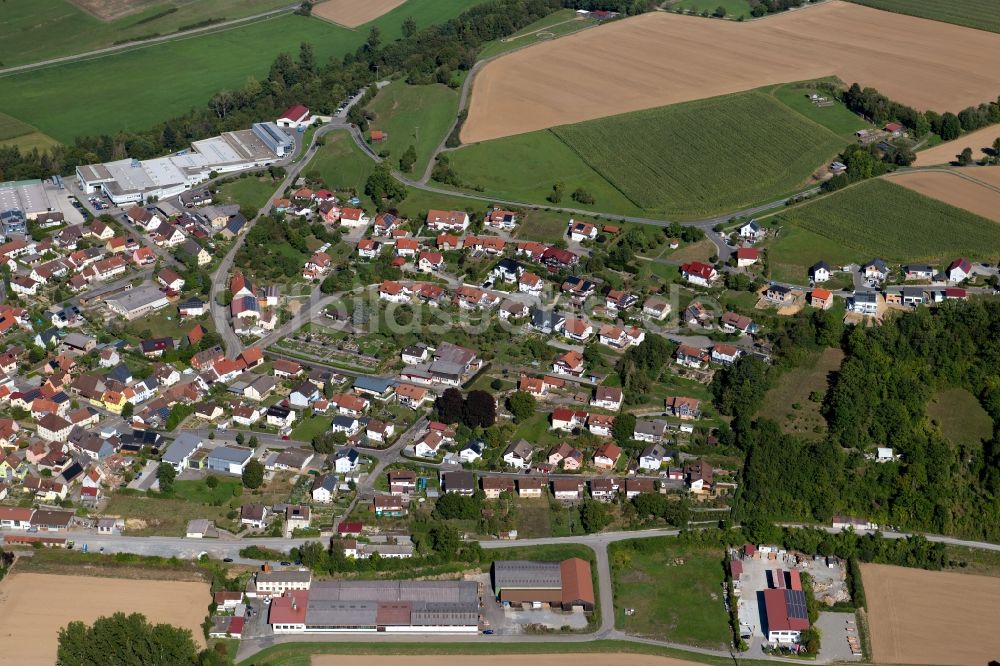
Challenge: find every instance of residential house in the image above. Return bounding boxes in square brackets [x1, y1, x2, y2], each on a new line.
[633, 419, 668, 443]
[517, 477, 546, 499]
[587, 413, 614, 437]
[568, 219, 597, 242]
[591, 386, 623, 411]
[810, 288, 833, 310]
[442, 470, 476, 496]
[333, 448, 360, 474]
[848, 290, 879, 316]
[552, 478, 583, 501]
[482, 476, 515, 499]
[735, 247, 759, 267]
[311, 474, 337, 504]
[675, 344, 709, 369]
[711, 343, 741, 365]
[639, 444, 667, 471]
[809, 261, 831, 283]
[642, 297, 671, 321]
[947, 257, 972, 282]
[552, 350, 584, 377]
[681, 262, 718, 287]
[241, 504, 269, 530]
[502, 439, 534, 469]
[666, 396, 701, 420]
[593, 442, 622, 469]
[739, 220, 762, 241]
[685, 461, 713, 493]
[862, 258, 889, 283]
[424, 210, 469, 232]
[720, 312, 758, 335]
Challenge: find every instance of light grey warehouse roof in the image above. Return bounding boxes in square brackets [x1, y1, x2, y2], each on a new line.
[208, 446, 253, 464]
[162, 433, 202, 464]
[309, 580, 477, 604]
[492, 560, 563, 589]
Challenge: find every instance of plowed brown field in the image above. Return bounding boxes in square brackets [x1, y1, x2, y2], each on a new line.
[313, 0, 407, 28]
[0, 573, 209, 665]
[463, 1, 1000, 143]
[914, 125, 1000, 165]
[861, 563, 1000, 666]
[887, 170, 1000, 223]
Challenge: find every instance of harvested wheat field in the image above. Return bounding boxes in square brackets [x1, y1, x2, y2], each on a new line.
[314, 655, 707, 666]
[463, 1, 1000, 142]
[914, 125, 1000, 165]
[887, 170, 1000, 223]
[313, 0, 408, 28]
[861, 563, 1000, 666]
[0, 573, 208, 665]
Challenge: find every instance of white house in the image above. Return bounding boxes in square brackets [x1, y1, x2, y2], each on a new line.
[809, 261, 831, 283]
[947, 257, 972, 283]
[739, 220, 762, 241]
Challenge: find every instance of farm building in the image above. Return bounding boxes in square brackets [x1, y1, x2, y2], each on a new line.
[491, 558, 595, 611]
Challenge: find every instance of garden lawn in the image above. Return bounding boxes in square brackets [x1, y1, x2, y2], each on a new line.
[216, 175, 277, 212]
[444, 130, 644, 216]
[291, 414, 333, 443]
[611, 538, 730, 648]
[780, 178, 1000, 263]
[758, 347, 844, 439]
[764, 221, 861, 284]
[305, 132, 377, 196]
[927, 388, 994, 446]
[104, 493, 238, 536]
[366, 81, 459, 176]
[172, 477, 243, 505]
[848, 0, 1000, 34]
[768, 81, 872, 140]
[477, 10, 591, 60]
[0, 0, 485, 142]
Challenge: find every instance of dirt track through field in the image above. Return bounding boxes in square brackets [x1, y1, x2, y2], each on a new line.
[914, 125, 1000, 165]
[0, 572, 209, 665]
[463, 1, 1000, 143]
[860, 563, 1000, 665]
[313, 0, 407, 28]
[313, 654, 709, 666]
[887, 170, 1000, 223]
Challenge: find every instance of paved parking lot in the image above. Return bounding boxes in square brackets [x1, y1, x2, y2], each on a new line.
[816, 611, 863, 662]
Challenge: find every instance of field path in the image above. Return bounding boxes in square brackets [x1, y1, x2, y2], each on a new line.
[0, 3, 298, 76]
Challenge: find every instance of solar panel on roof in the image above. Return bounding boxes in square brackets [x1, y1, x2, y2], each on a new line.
[785, 589, 808, 620]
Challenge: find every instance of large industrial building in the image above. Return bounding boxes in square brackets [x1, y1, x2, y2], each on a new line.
[491, 558, 595, 612]
[0, 179, 64, 235]
[76, 123, 293, 206]
[267, 578, 480, 634]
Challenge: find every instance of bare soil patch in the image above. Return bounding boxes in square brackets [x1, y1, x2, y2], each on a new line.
[312, 0, 408, 28]
[914, 126, 1000, 165]
[887, 170, 1000, 223]
[314, 655, 708, 666]
[68, 0, 161, 21]
[861, 563, 1000, 665]
[0, 572, 208, 665]
[463, 1, 1000, 143]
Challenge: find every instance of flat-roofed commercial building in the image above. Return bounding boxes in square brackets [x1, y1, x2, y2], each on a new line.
[76, 127, 285, 206]
[268, 579, 480, 634]
[491, 558, 595, 612]
[106, 286, 170, 320]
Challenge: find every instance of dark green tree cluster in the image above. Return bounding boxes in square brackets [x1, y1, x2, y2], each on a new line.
[732, 300, 1000, 541]
[58, 613, 231, 666]
[435, 388, 497, 428]
[616, 334, 676, 404]
[843, 83, 1000, 141]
